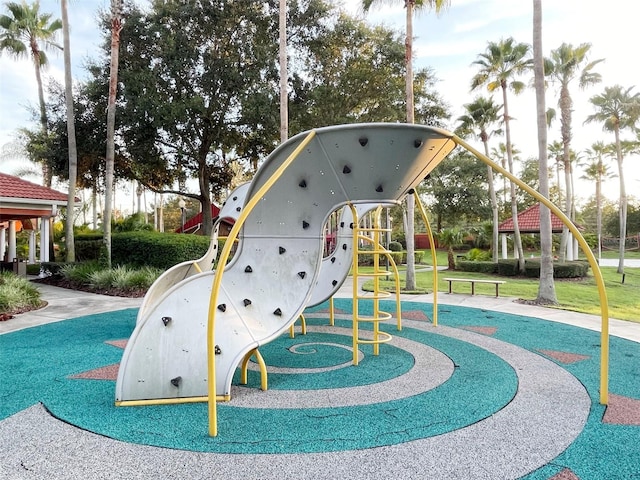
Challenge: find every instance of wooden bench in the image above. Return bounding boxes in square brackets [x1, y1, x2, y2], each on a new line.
[443, 278, 506, 297]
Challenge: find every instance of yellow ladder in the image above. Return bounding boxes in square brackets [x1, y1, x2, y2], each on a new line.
[350, 204, 402, 366]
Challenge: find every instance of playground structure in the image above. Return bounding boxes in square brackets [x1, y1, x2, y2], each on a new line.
[115, 123, 611, 437]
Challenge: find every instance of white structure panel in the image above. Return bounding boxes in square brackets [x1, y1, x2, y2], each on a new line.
[117, 124, 456, 402]
[136, 183, 250, 325]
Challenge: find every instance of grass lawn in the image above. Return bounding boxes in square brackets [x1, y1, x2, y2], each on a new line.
[361, 249, 640, 322]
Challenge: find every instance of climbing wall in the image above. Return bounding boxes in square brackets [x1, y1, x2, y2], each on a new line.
[116, 123, 456, 402]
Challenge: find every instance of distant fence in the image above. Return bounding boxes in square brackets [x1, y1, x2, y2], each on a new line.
[601, 234, 640, 251]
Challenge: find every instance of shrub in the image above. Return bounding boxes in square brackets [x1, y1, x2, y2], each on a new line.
[60, 262, 102, 283]
[497, 259, 518, 276]
[554, 260, 590, 279]
[466, 248, 492, 261]
[457, 260, 498, 274]
[388, 241, 403, 252]
[390, 252, 403, 266]
[0, 272, 41, 313]
[111, 232, 211, 269]
[524, 259, 590, 279]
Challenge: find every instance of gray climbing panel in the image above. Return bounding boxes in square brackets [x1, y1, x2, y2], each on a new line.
[116, 123, 455, 402]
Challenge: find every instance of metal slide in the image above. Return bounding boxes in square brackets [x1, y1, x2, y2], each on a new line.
[116, 123, 456, 403]
[135, 182, 250, 325]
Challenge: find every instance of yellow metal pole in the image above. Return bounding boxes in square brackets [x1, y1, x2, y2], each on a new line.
[349, 203, 360, 366]
[329, 296, 335, 326]
[414, 191, 439, 326]
[372, 207, 382, 355]
[453, 135, 610, 405]
[206, 130, 317, 437]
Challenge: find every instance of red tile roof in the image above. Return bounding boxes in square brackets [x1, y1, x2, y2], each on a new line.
[175, 205, 221, 233]
[498, 203, 567, 233]
[0, 172, 69, 202]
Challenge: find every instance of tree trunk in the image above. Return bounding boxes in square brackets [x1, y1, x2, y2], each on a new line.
[404, 2, 416, 290]
[596, 164, 602, 260]
[31, 43, 52, 187]
[532, 0, 557, 304]
[482, 140, 499, 263]
[614, 127, 626, 274]
[502, 85, 525, 272]
[104, 2, 123, 267]
[61, 0, 77, 262]
[279, 0, 288, 144]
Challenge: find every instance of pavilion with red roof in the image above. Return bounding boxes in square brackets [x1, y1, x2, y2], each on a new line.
[497, 203, 578, 259]
[0, 172, 78, 267]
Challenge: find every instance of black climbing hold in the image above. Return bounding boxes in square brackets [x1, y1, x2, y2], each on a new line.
[161, 316, 172, 326]
[342, 243, 347, 250]
[376, 185, 383, 193]
[414, 139, 423, 148]
[331, 257, 336, 263]
[243, 298, 252, 307]
[171, 376, 182, 387]
[408, 188, 415, 195]
[279, 246, 286, 254]
[273, 308, 282, 316]
[245, 265, 253, 273]
[332, 280, 338, 286]
[298, 272, 306, 279]
[222, 201, 226, 206]
[343, 165, 351, 174]
[299, 180, 307, 188]
[349, 223, 354, 229]
[215, 345, 222, 355]
[217, 304, 226, 312]
[233, 196, 237, 201]
[302, 221, 310, 229]
[340, 222, 344, 228]
[359, 137, 368, 146]
[236, 207, 241, 212]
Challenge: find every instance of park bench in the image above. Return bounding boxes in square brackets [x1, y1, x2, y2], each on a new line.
[443, 277, 506, 297]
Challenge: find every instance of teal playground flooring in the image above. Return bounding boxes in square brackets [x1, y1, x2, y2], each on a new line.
[1, 299, 639, 478]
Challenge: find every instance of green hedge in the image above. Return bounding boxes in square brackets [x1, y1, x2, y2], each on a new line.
[523, 259, 590, 279]
[456, 260, 498, 274]
[497, 259, 519, 276]
[73, 232, 214, 270]
[111, 232, 212, 269]
[457, 258, 590, 279]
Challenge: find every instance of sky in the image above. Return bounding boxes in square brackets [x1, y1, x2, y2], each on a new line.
[0, 0, 638, 211]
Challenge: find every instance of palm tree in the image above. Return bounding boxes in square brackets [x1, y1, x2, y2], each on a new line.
[548, 140, 564, 209]
[104, 0, 124, 267]
[585, 85, 640, 274]
[456, 96, 501, 262]
[437, 227, 464, 270]
[471, 37, 532, 273]
[0, 0, 62, 187]
[362, 0, 450, 291]
[278, 0, 287, 144]
[532, 0, 556, 304]
[60, 0, 77, 262]
[545, 42, 602, 262]
[582, 141, 614, 261]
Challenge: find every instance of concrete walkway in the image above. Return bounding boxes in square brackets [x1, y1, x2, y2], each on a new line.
[6, 279, 638, 342]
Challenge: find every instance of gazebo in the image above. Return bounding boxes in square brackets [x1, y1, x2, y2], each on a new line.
[497, 203, 567, 259]
[0, 172, 76, 268]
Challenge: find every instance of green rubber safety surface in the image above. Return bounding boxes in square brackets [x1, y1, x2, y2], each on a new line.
[0, 303, 517, 454]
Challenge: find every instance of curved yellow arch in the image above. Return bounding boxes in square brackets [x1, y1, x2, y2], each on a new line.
[453, 135, 610, 405]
